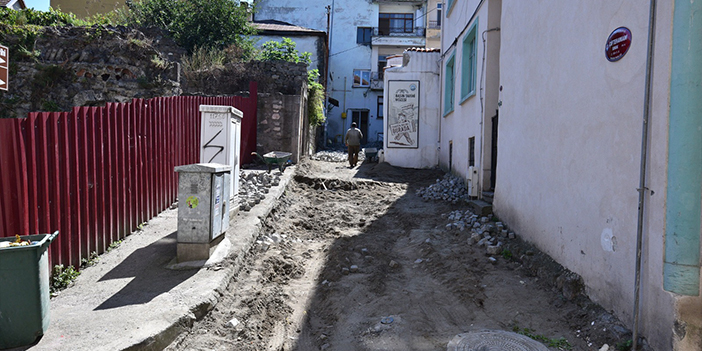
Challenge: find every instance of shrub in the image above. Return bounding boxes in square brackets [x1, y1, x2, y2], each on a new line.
[125, 0, 256, 54]
[256, 37, 311, 64]
[307, 69, 325, 127]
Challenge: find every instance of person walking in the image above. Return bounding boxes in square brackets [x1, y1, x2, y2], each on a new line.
[345, 122, 363, 167]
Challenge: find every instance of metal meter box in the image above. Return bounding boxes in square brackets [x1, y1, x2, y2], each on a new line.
[174, 163, 231, 262]
[199, 105, 243, 203]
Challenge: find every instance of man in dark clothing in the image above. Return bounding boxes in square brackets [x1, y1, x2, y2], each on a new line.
[345, 122, 363, 167]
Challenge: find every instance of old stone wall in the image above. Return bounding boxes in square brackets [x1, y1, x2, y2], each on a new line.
[256, 91, 309, 163]
[0, 26, 183, 118]
[181, 60, 308, 96]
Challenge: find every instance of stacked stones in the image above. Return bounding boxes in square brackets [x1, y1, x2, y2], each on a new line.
[442, 210, 517, 260]
[416, 174, 470, 204]
[311, 150, 366, 163]
[238, 171, 281, 211]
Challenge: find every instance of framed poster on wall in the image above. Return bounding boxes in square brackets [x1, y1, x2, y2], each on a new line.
[387, 80, 419, 148]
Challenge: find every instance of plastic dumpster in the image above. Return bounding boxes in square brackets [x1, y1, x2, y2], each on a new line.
[0, 231, 59, 349]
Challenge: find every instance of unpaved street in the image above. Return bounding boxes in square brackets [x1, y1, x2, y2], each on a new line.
[166, 159, 631, 351]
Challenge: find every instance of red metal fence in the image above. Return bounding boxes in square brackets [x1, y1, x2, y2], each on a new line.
[0, 86, 257, 268]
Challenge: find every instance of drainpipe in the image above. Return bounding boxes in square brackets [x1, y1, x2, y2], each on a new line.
[632, 0, 656, 349]
[437, 1, 446, 159]
[663, 0, 702, 297]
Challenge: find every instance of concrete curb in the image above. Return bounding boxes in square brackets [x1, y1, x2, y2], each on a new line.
[27, 167, 295, 351]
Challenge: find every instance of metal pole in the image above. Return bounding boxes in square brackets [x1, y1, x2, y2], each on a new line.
[633, 0, 656, 349]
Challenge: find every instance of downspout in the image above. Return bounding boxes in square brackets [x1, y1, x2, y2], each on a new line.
[437, 1, 446, 159]
[632, 0, 656, 349]
[663, 0, 702, 297]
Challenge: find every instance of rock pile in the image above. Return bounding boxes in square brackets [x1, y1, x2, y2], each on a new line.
[311, 150, 366, 163]
[416, 174, 470, 204]
[238, 171, 281, 212]
[442, 210, 516, 259]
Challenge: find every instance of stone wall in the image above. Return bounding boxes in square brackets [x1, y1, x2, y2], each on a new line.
[0, 26, 183, 118]
[256, 91, 309, 163]
[181, 60, 308, 96]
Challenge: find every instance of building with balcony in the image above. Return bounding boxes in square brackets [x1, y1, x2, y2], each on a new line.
[254, 0, 428, 147]
[425, 0, 442, 49]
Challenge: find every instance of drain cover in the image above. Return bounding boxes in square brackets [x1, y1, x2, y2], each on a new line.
[447, 330, 550, 351]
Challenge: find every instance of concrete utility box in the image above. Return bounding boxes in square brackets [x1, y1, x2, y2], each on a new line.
[199, 105, 243, 205]
[174, 163, 231, 262]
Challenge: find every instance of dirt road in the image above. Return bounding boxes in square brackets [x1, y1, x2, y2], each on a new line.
[166, 159, 632, 351]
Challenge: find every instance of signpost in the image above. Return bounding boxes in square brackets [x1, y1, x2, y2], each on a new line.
[0, 44, 7, 91]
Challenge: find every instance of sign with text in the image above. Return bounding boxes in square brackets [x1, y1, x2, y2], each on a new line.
[386, 80, 419, 148]
[0, 44, 8, 91]
[605, 27, 632, 62]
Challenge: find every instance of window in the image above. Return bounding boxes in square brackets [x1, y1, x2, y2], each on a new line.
[357, 27, 372, 45]
[436, 3, 442, 27]
[447, 0, 456, 13]
[379, 13, 414, 35]
[469, 137, 475, 167]
[444, 52, 455, 116]
[377, 96, 384, 118]
[461, 19, 478, 103]
[353, 69, 371, 87]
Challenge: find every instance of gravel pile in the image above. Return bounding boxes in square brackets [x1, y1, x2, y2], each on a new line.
[238, 171, 281, 212]
[311, 150, 366, 163]
[416, 174, 470, 204]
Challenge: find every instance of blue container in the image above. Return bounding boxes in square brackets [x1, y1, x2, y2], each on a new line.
[0, 231, 58, 349]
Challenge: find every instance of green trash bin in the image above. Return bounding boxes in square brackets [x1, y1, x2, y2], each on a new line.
[0, 231, 59, 349]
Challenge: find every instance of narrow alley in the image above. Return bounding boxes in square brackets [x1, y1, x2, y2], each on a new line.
[166, 157, 630, 351]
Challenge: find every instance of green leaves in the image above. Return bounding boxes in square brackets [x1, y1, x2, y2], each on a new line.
[256, 37, 311, 65]
[126, 0, 256, 53]
[307, 69, 325, 127]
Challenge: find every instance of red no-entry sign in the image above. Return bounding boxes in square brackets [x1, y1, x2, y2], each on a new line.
[0, 44, 8, 91]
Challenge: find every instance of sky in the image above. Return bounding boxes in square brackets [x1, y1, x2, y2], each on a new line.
[23, 0, 50, 11]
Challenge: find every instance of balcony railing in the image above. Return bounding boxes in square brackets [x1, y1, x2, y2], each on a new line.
[372, 27, 426, 38]
[370, 71, 383, 90]
[428, 20, 441, 29]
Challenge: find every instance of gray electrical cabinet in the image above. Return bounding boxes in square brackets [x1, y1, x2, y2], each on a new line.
[174, 163, 231, 262]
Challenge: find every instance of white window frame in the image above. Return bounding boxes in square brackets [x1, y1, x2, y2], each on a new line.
[353, 69, 371, 87]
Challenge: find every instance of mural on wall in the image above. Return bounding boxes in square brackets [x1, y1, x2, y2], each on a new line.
[387, 80, 420, 148]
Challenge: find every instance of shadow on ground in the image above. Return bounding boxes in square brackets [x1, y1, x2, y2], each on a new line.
[95, 232, 198, 310]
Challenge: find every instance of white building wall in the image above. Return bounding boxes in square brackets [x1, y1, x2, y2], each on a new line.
[495, 1, 675, 350]
[383, 51, 441, 169]
[439, 0, 496, 187]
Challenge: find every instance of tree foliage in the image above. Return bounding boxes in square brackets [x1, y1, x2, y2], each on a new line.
[125, 0, 256, 53]
[0, 7, 99, 26]
[256, 37, 311, 64]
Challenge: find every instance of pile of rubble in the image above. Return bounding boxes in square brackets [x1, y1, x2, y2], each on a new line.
[442, 209, 516, 261]
[238, 171, 281, 212]
[311, 150, 365, 163]
[416, 174, 470, 204]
